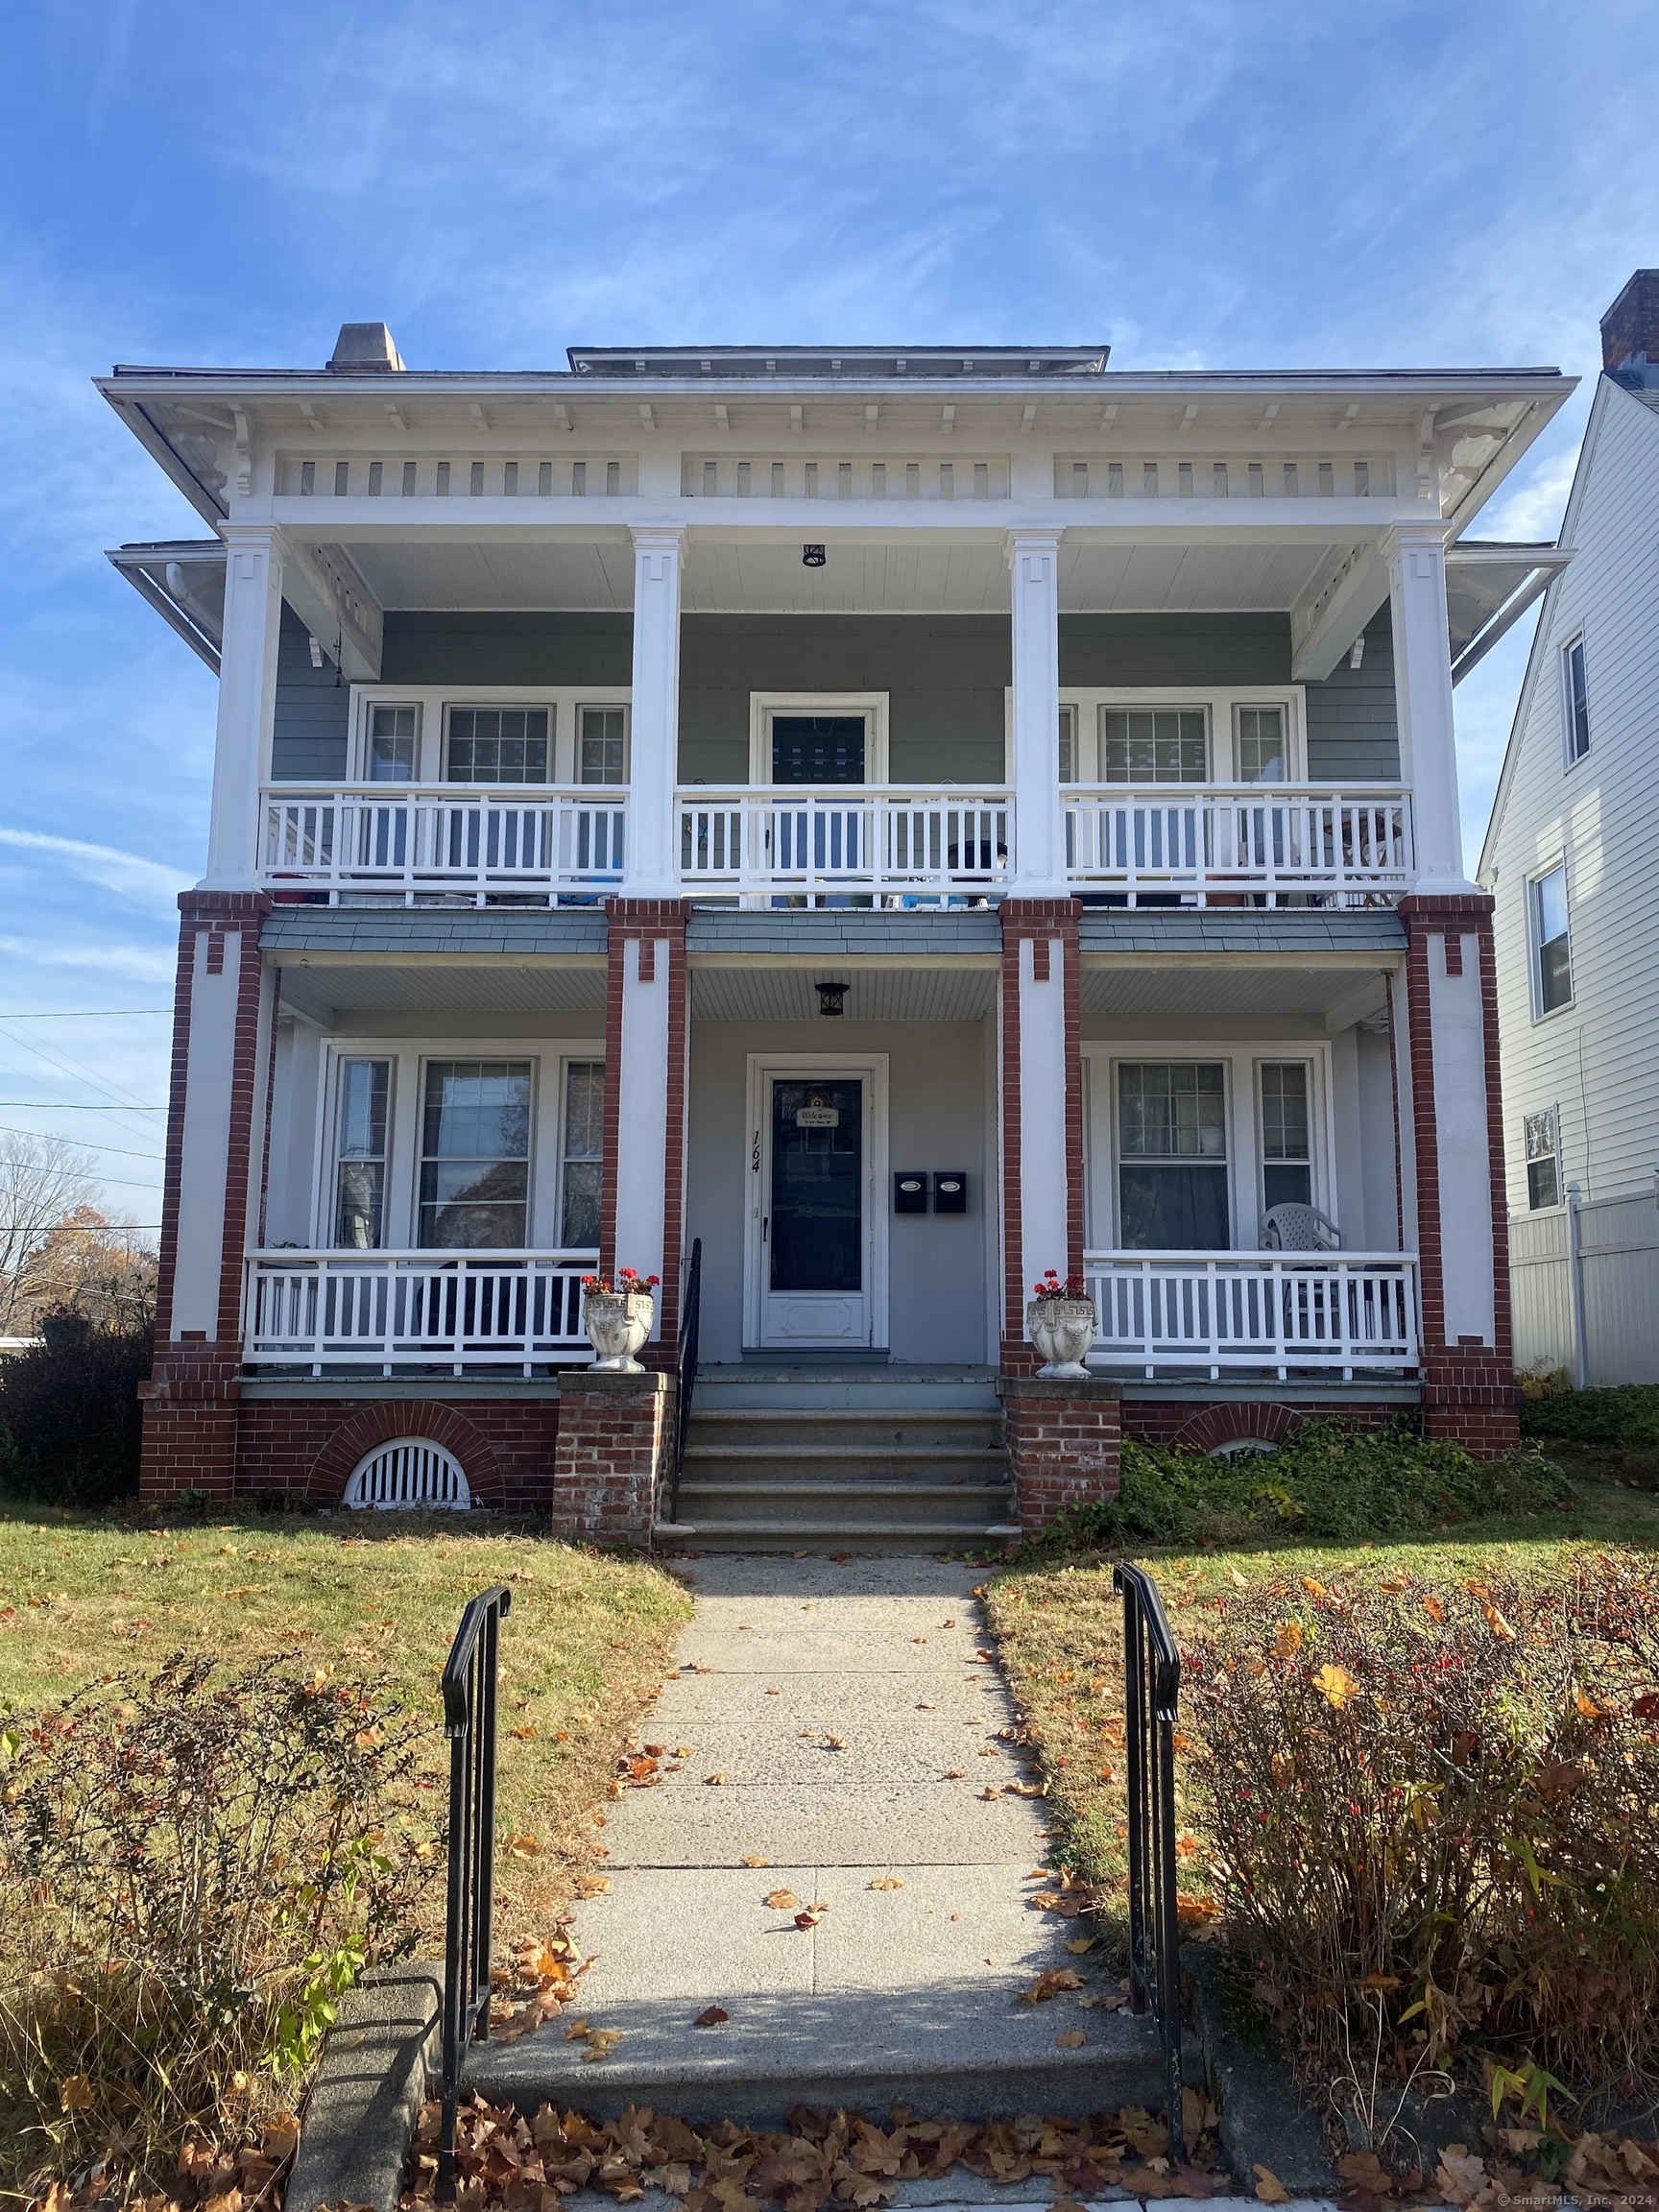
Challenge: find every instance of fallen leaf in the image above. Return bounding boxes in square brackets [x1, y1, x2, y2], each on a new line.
[764, 1888, 800, 1910]
[574, 1873, 612, 1898]
[505, 1833, 542, 1858]
[1424, 1593, 1447, 1622]
[943, 1768, 966, 1779]
[1254, 2165, 1290, 2203]
[582, 2029, 623, 2061]
[1065, 1936, 1096, 1955]
[1226, 1566, 1248, 1588]
[693, 2005, 729, 2027]
[794, 1908, 826, 1930]
[1020, 1968, 1084, 2004]
[1054, 2030, 1087, 2049]
[509, 1723, 539, 1740]
[1314, 1663, 1360, 1709]
[674, 1744, 695, 1757]
[916, 1700, 936, 1710]
[869, 1876, 905, 1890]
[57, 2075, 96, 2112]
[822, 1734, 847, 1750]
[1483, 1603, 1518, 1643]
[764, 1688, 781, 1696]
[1435, 2146, 1488, 2207]
[741, 1855, 771, 1867]
[705, 1772, 730, 1785]
[980, 1785, 1001, 1799]
[1300, 1576, 1327, 1599]
[1338, 2151, 1395, 2196]
[1271, 1621, 1304, 1658]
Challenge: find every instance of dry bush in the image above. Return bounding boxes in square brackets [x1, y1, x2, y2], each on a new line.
[0, 1651, 442, 2200]
[1183, 1556, 1659, 2126]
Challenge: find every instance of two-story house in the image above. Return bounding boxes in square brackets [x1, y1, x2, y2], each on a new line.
[1481, 271, 1659, 1386]
[105, 326, 1571, 1542]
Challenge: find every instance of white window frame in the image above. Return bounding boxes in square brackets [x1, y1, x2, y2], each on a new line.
[1082, 1041, 1334, 1250]
[1030, 686, 1307, 785]
[346, 686, 632, 784]
[1523, 1103, 1563, 1213]
[1527, 861, 1575, 1022]
[314, 1038, 604, 1250]
[748, 692, 890, 785]
[1559, 630, 1592, 768]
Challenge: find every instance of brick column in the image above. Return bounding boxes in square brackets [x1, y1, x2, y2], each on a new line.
[998, 899, 1084, 1372]
[1398, 893, 1520, 1452]
[601, 899, 691, 1362]
[550, 1370, 674, 1545]
[998, 1374, 1121, 1535]
[139, 890, 274, 1500]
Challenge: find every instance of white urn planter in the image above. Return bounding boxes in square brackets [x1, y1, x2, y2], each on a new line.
[1026, 1296, 1098, 1380]
[583, 1290, 656, 1373]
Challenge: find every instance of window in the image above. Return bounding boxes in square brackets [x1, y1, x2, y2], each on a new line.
[560, 1062, 604, 1246]
[334, 1059, 391, 1247]
[1117, 1063, 1229, 1248]
[1532, 865, 1573, 1014]
[578, 707, 627, 784]
[1100, 708, 1209, 783]
[367, 704, 418, 782]
[1563, 637, 1591, 762]
[1057, 705, 1078, 784]
[1259, 1063, 1312, 1211]
[1236, 706, 1287, 783]
[445, 708, 550, 784]
[771, 714, 867, 783]
[1525, 1106, 1561, 1210]
[418, 1061, 532, 1248]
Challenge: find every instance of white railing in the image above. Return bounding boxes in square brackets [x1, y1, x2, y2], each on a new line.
[245, 1252, 598, 1373]
[1082, 1252, 1419, 1380]
[1064, 786, 1412, 902]
[677, 787, 1014, 906]
[260, 787, 626, 902]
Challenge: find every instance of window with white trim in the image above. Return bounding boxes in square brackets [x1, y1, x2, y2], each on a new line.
[1259, 1062, 1313, 1211]
[1101, 707, 1209, 783]
[1531, 865, 1573, 1016]
[578, 706, 628, 784]
[445, 707, 550, 784]
[1562, 636, 1591, 763]
[1117, 1062, 1229, 1247]
[418, 1061, 534, 1247]
[334, 1058, 391, 1247]
[560, 1062, 604, 1245]
[1236, 705, 1287, 783]
[367, 703, 419, 782]
[1524, 1106, 1561, 1211]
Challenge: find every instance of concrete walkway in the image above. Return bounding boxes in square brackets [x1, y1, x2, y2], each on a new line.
[471, 1555, 1169, 2123]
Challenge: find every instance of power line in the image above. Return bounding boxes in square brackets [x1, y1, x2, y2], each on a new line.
[0, 1102, 165, 1111]
[0, 1021, 168, 1121]
[0, 1126, 163, 1161]
[0, 1009, 170, 1019]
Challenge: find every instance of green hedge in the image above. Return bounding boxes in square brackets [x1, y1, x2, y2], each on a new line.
[1518, 1382, 1659, 1451]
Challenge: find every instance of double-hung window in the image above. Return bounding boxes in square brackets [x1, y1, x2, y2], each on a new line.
[1101, 709, 1209, 783]
[1236, 706, 1287, 783]
[1532, 865, 1573, 1015]
[445, 708, 550, 784]
[1562, 637, 1591, 763]
[1117, 1063, 1230, 1247]
[334, 1059, 391, 1247]
[367, 704, 418, 781]
[559, 1062, 604, 1245]
[578, 707, 628, 784]
[1525, 1106, 1561, 1210]
[418, 1061, 533, 1247]
[1259, 1063, 1312, 1211]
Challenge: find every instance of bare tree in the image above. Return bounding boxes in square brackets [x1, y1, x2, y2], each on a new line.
[19, 1206, 158, 1333]
[0, 1133, 97, 1335]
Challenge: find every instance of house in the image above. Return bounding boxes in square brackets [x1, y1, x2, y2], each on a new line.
[103, 326, 1573, 1542]
[1479, 271, 1659, 1387]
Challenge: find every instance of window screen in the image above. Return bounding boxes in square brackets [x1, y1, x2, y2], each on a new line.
[418, 1062, 532, 1248]
[561, 1062, 604, 1247]
[445, 708, 550, 784]
[1525, 1107, 1561, 1211]
[334, 1059, 390, 1248]
[1117, 1063, 1229, 1248]
[1563, 638, 1590, 761]
[1100, 709, 1209, 783]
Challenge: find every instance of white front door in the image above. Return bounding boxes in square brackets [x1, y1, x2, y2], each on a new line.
[746, 1057, 887, 1350]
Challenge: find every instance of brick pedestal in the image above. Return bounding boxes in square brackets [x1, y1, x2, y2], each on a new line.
[550, 1371, 674, 1546]
[137, 1367, 242, 1503]
[998, 1373, 1122, 1536]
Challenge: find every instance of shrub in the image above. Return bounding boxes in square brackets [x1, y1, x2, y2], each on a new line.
[1519, 1383, 1659, 1453]
[1037, 1419, 1573, 1551]
[0, 1310, 152, 1506]
[0, 1651, 441, 2198]
[1182, 1556, 1659, 2124]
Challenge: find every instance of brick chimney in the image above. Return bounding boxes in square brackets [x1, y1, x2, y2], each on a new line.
[327, 322, 405, 373]
[1600, 270, 1659, 373]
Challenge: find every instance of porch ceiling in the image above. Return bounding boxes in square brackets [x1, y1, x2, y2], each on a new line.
[276, 961, 608, 1024]
[323, 532, 1350, 615]
[689, 965, 997, 1022]
[1080, 965, 1389, 1022]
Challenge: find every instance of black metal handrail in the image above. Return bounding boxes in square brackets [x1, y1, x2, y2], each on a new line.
[438, 1584, 512, 2199]
[665, 1235, 702, 1524]
[1115, 1560, 1185, 2161]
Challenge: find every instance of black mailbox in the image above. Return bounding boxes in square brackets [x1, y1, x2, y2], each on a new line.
[932, 1170, 968, 1215]
[893, 1171, 928, 1215]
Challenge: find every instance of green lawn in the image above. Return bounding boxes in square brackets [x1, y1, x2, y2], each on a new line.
[985, 1469, 1659, 1900]
[0, 1505, 692, 1942]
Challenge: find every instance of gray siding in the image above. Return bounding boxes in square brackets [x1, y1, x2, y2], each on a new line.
[380, 611, 633, 685]
[271, 604, 350, 780]
[1303, 607, 1400, 780]
[679, 613, 1009, 783]
[1059, 612, 1290, 685]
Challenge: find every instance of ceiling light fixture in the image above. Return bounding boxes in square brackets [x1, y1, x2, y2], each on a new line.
[803, 543, 827, 567]
[815, 980, 848, 1017]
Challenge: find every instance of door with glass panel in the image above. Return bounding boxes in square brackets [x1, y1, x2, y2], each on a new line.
[750, 1068, 880, 1348]
[333, 1058, 391, 1246]
[767, 713, 870, 893]
[1116, 1063, 1231, 1249]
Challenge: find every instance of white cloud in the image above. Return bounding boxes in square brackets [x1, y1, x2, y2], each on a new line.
[0, 828, 187, 911]
[1479, 449, 1581, 546]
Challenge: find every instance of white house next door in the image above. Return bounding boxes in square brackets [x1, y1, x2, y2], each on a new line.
[746, 1057, 888, 1350]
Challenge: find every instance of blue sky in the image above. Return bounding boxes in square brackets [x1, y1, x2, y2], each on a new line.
[2, 0, 1656, 1224]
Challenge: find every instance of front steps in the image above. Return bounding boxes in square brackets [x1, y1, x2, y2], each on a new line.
[661, 1369, 1020, 1552]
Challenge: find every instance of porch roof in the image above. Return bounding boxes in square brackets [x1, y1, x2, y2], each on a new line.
[260, 906, 609, 957]
[1077, 909, 1406, 957]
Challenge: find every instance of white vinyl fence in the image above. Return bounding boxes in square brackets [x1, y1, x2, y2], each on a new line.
[1509, 1180, 1659, 1386]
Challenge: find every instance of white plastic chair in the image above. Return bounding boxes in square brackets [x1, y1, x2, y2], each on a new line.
[1260, 1202, 1342, 1251]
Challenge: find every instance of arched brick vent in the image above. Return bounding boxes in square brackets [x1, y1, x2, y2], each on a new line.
[307, 1401, 503, 1505]
[344, 1437, 470, 1509]
[1169, 1403, 1307, 1454]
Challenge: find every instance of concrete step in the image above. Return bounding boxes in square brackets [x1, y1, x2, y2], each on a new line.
[656, 1519, 1022, 1553]
[677, 1480, 1015, 1527]
[684, 1444, 1010, 1480]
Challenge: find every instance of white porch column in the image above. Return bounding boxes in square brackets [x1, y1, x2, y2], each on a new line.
[627, 525, 685, 896]
[202, 525, 285, 892]
[1006, 529, 1065, 893]
[1384, 521, 1477, 895]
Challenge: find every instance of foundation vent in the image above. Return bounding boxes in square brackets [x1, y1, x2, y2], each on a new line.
[344, 1437, 470, 1510]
